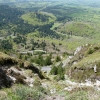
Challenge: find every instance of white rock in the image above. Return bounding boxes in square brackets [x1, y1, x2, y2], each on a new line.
[41, 83, 48, 89]
[50, 89, 56, 94]
[68, 56, 73, 59]
[29, 84, 33, 87]
[86, 44, 88, 46]
[8, 75, 16, 83]
[74, 46, 82, 55]
[94, 65, 97, 73]
[64, 87, 72, 91]
[73, 62, 77, 65]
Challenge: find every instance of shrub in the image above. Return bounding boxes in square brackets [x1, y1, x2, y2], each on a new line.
[50, 66, 58, 75]
[56, 55, 61, 62]
[87, 48, 95, 54]
[50, 64, 65, 80]
[1, 84, 46, 100]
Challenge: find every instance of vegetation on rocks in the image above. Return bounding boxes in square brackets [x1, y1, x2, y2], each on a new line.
[66, 44, 100, 82]
[50, 64, 65, 81]
[0, 84, 46, 100]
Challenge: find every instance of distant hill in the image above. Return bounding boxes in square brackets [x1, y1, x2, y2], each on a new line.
[0, 0, 100, 5]
[0, 0, 34, 3]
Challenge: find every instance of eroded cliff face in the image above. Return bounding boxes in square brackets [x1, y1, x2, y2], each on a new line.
[0, 52, 47, 88]
[66, 44, 100, 82]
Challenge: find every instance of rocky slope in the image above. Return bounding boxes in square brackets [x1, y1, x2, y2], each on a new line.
[66, 44, 100, 82]
[0, 52, 47, 88]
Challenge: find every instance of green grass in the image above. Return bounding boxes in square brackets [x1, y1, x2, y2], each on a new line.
[58, 21, 95, 37]
[51, 22, 62, 30]
[27, 30, 100, 52]
[0, 84, 46, 100]
[57, 6, 100, 39]
[5, 2, 100, 52]
[73, 52, 100, 69]
[65, 89, 100, 100]
[21, 12, 56, 26]
[67, 45, 100, 82]
[3, 2, 100, 52]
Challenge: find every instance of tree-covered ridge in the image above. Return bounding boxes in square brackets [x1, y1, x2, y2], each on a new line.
[42, 5, 86, 22]
[21, 12, 56, 25]
[0, 5, 36, 35]
[0, 5, 23, 24]
[0, 5, 60, 38]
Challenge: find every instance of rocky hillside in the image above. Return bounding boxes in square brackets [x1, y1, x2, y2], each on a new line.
[66, 44, 100, 82]
[0, 52, 47, 89]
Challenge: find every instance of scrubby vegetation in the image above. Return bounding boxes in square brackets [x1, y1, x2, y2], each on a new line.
[0, 84, 46, 100]
[67, 44, 100, 82]
[50, 63, 65, 81]
[1, 0, 100, 100]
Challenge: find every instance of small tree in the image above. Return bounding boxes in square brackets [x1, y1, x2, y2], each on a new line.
[45, 55, 52, 65]
[50, 66, 58, 75]
[50, 64, 65, 80]
[56, 55, 61, 62]
[19, 54, 22, 59]
[1, 40, 12, 50]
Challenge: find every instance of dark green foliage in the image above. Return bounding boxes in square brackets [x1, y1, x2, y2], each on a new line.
[55, 73, 65, 81]
[24, 55, 27, 60]
[56, 55, 61, 62]
[0, 5, 23, 26]
[0, 5, 61, 39]
[31, 39, 46, 50]
[19, 54, 23, 59]
[57, 65, 64, 75]
[0, 5, 36, 35]
[36, 54, 44, 66]
[38, 23, 60, 39]
[19, 62, 24, 68]
[50, 66, 58, 75]
[45, 55, 52, 65]
[32, 54, 52, 66]
[13, 35, 26, 44]
[1, 40, 12, 50]
[42, 6, 83, 22]
[59, 43, 62, 45]
[87, 48, 94, 54]
[52, 42, 55, 47]
[50, 64, 65, 80]
[35, 12, 49, 22]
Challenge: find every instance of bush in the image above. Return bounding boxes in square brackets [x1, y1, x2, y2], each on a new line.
[54, 73, 65, 81]
[33, 54, 52, 66]
[56, 55, 61, 62]
[1, 40, 12, 50]
[1, 84, 46, 100]
[50, 66, 58, 75]
[50, 64, 65, 80]
[87, 48, 94, 54]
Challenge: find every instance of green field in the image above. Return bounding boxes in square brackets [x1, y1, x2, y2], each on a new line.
[1, 1, 100, 52]
[21, 12, 56, 25]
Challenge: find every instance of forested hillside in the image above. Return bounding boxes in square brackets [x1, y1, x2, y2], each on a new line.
[0, 5, 36, 36]
[0, 5, 60, 38]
